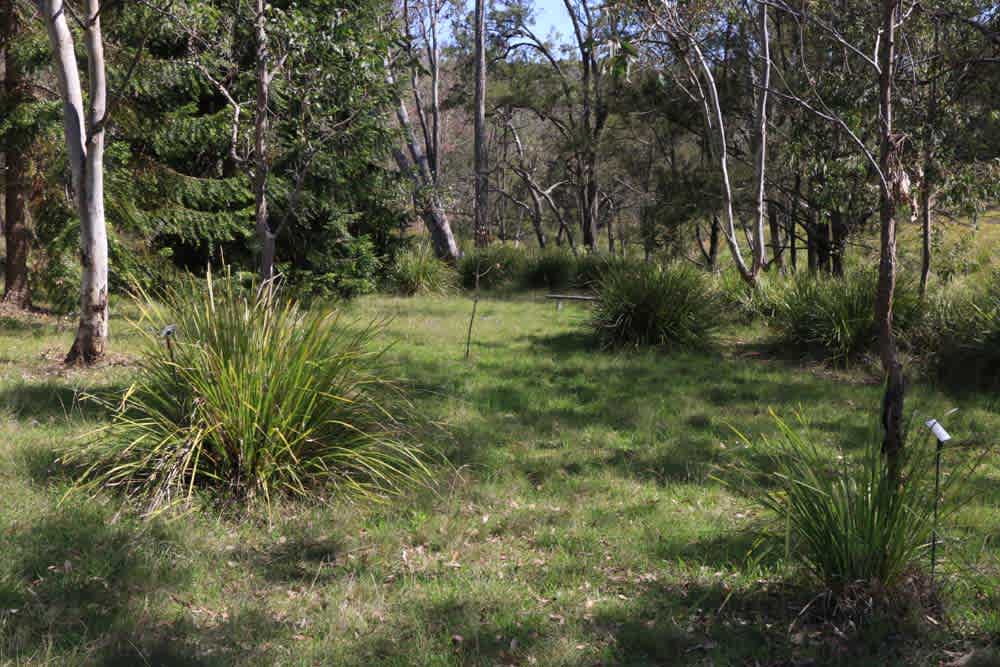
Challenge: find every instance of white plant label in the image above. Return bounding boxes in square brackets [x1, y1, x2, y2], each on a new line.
[925, 419, 952, 443]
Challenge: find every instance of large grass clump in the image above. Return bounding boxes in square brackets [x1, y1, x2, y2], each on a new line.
[70, 272, 429, 513]
[521, 248, 578, 290]
[459, 245, 528, 289]
[591, 262, 721, 350]
[388, 244, 456, 295]
[919, 271, 1000, 388]
[771, 269, 922, 363]
[715, 269, 785, 323]
[733, 414, 955, 599]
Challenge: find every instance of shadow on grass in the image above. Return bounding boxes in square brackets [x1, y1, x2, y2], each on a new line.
[0, 381, 126, 423]
[322, 586, 546, 667]
[596, 575, 947, 666]
[400, 329, 887, 487]
[0, 505, 186, 659]
[0, 505, 296, 666]
[231, 534, 346, 586]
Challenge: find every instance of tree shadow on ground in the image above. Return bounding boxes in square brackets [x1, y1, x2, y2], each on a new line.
[0, 505, 296, 666]
[0, 381, 125, 423]
[595, 576, 949, 666]
[229, 534, 347, 586]
[0, 505, 186, 659]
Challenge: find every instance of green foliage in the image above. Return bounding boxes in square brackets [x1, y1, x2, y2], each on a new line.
[919, 271, 1000, 388]
[388, 244, 457, 296]
[521, 248, 578, 290]
[771, 270, 923, 363]
[459, 245, 529, 289]
[68, 271, 429, 513]
[715, 270, 785, 324]
[574, 253, 621, 289]
[731, 414, 954, 594]
[591, 262, 721, 350]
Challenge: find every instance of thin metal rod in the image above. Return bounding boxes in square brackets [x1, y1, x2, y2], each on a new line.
[930, 437, 943, 585]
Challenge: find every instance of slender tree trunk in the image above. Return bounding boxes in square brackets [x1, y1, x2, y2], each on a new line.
[768, 204, 783, 273]
[876, 0, 905, 483]
[254, 0, 274, 280]
[429, 0, 441, 183]
[582, 160, 599, 251]
[1, 1, 30, 307]
[43, 0, 109, 363]
[750, 1, 771, 274]
[830, 210, 848, 277]
[806, 208, 818, 272]
[687, 35, 755, 283]
[527, 189, 546, 248]
[919, 23, 939, 297]
[3, 171, 31, 308]
[789, 172, 800, 272]
[472, 0, 489, 247]
[820, 221, 832, 273]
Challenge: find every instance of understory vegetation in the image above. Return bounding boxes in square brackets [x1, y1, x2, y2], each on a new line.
[1, 294, 998, 666]
[769, 269, 924, 364]
[591, 262, 721, 350]
[730, 414, 963, 595]
[67, 273, 429, 514]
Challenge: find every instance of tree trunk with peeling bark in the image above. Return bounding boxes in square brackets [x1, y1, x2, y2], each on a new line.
[876, 0, 905, 484]
[254, 0, 275, 280]
[42, 0, 109, 364]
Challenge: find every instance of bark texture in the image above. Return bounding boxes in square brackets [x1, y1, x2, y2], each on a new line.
[254, 0, 275, 280]
[876, 0, 905, 482]
[2, 1, 31, 307]
[43, 0, 109, 363]
[472, 0, 489, 247]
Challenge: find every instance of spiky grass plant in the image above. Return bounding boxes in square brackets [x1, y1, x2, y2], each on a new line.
[68, 271, 430, 514]
[919, 271, 1000, 388]
[714, 269, 785, 324]
[731, 413, 966, 595]
[458, 245, 528, 289]
[771, 269, 923, 364]
[389, 244, 457, 296]
[591, 262, 721, 350]
[521, 248, 578, 290]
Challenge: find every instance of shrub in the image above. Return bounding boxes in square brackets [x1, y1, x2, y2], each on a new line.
[715, 270, 785, 324]
[69, 270, 429, 514]
[591, 262, 722, 350]
[732, 414, 951, 595]
[459, 245, 528, 289]
[389, 244, 456, 295]
[771, 269, 923, 363]
[521, 248, 578, 290]
[920, 271, 1000, 388]
[574, 253, 622, 289]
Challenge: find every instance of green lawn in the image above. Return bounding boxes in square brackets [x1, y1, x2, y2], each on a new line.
[1, 294, 998, 666]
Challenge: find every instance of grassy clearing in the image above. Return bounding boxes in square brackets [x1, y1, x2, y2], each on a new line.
[1, 293, 999, 665]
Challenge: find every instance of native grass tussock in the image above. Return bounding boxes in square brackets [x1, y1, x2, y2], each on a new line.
[66, 270, 430, 514]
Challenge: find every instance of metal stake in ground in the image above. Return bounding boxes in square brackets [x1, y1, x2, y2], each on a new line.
[160, 324, 178, 380]
[925, 415, 953, 585]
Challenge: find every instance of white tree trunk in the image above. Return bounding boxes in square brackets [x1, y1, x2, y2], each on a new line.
[42, 0, 109, 363]
[472, 0, 489, 247]
[751, 2, 770, 274]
